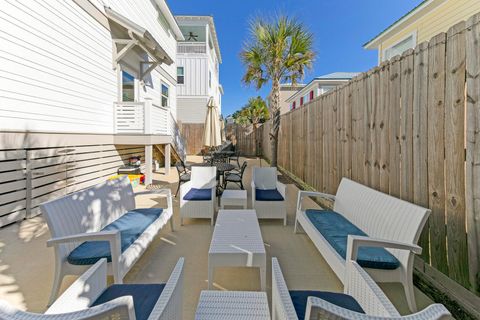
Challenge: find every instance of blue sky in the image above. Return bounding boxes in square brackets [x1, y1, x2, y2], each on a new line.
[168, 0, 423, 116]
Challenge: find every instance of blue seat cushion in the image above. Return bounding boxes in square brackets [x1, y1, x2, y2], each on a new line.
[255, 188, 284, 201]
[289, 290, 364, 319]
[305, 209, 400, 270]
[67, 208, 163, 265]
[92, 283, 165, 320]
[183, 188, 212, 201]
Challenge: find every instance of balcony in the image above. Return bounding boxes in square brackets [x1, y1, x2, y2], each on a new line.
[177, 41, 207, 54]
[113, 100, 186, 160]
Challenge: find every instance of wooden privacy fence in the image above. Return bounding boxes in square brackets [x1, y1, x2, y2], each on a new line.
[235, 14, 480, 294]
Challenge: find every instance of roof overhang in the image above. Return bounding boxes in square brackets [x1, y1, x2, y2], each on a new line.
[285, 78, 351, 103]
[363, 0, 446, 49]
[153, 0, 184, 40]
[105, 7, 174, 66]
[175, 15, 222, 63]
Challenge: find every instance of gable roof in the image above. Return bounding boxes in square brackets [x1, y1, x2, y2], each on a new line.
[315, 72, 360, 80]
[363, 0, 447, 49]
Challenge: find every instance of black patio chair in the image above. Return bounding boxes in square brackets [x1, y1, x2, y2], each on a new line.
[223, 161, 247, 190]
[175, 161, 190, 197]
[228, 150, 241, 168]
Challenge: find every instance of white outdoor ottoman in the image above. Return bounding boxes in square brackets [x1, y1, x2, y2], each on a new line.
[208, 209, 266, 290]
[194, 290, 270, 320]
[220, 189, 247, 209]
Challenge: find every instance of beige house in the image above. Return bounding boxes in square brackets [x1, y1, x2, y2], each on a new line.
[364, 0, 480, 63]
[268, 83, 305, 115]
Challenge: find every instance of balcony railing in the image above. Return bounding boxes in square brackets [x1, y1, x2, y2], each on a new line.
[177, 42, 207, 54]
[114, 100, 168, 135]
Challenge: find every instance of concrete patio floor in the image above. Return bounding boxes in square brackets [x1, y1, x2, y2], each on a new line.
[0, 156, 432, 319]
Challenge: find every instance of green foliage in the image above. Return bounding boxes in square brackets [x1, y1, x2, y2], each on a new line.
[240, 15, 315, 90]
[233, 96, 270, 128]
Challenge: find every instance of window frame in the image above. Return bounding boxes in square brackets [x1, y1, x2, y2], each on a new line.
[161, 82, 169, 108]
[382, 31, 417, 62]
[119, 66, 138, 102]
[177, 66, 185, 85]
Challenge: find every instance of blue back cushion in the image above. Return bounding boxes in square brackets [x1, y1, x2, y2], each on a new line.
[92, 283, 165, 320]
[255, 188, 284, 201]
[68, 208, 163, 265]
[306, 210, 400, 270]
[289, 290, 364, 319]
[183, 188, 212, 201]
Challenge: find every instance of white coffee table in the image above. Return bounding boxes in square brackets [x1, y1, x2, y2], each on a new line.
[221, 189, 247, 209]
[208, 209, 266, 290]
[195, 290, 270, 320]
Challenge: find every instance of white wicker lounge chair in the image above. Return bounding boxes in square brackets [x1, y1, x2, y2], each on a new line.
[251, 167, 287, 225]
[294, 178, 430, 312]
[272, 257, 450, 320]
[0, 257, 184, 320]
[180, 166, 217, 225]
[41, 176, 174, 305]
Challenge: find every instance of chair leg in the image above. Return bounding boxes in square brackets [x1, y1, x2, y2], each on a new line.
[240, 181, 244, 190]
[175, 182, 181, 197]
[404, 272, 417, 312]
[47, 260, 65, 306]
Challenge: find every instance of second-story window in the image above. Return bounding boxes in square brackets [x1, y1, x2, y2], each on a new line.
[122, 70, 135, 102]
[161, 83, 169, 107]
[209, 71, 212, 88]
[177, 67, 184, 84]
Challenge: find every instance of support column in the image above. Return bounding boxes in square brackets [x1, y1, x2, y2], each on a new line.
[145, 145, 153, 186]
[164, 144, 171, 175]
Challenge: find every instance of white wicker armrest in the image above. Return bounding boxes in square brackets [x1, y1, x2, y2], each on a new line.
[46, 230, 120, 247]
[0, 297, 135, 320]
[276, 181, 287, 198]
[179, 181, 192, 196]
[272, 258, 298, 320]
[296, 190, 335, 211]
[148, 258, 185, 320]
[46, 259, 108, 314]
[346, 235, 422, 262]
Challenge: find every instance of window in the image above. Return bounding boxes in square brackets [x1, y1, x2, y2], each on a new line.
[161, 83, 169, 107]
[309, 90, 314, 100]
[383, 33, 415, 61]
[292, 101, 296, 110]
[300, 97, 304, 106]
[177, 67, 184, 84]
[209, 71, 212, 88]
[122, 70, 135, 102]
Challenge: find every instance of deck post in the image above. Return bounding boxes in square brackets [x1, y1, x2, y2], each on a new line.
[164, 144, 171, 175]
[145, 144, 153, 186]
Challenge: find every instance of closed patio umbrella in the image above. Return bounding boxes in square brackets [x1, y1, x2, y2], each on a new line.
[203, 97, 222, 147]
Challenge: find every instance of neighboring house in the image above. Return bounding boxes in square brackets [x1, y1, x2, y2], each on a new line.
[0, 0, 184, 226]
[364, 0, 480, 63]
[268, 83, 305, 115]
[175, 15, 223, 124]
[286, 73, 359, 111]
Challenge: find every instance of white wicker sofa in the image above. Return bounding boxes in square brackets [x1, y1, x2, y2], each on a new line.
[0, 257, 184, 320]
[180, 166, 217, 225]
[295, 178, 430, 312]
[41, 176, 173, 305]
[272, 257, 450, 320]
[251, 167, 287, 225]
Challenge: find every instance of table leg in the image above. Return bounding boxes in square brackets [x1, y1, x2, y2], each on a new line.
[208, 260, 213, 289]
[260, 264, 266, 291]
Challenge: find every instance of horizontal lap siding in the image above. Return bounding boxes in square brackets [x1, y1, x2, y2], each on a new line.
[0, 0, 117, 133]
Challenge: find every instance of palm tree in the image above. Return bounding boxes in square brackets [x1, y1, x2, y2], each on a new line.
[233, 96, 270, 156]
[241, 15, 315, 167]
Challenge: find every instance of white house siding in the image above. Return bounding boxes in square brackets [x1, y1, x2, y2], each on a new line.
[0, 0, 117, 133]
[177, 97, 209, 124]
[177, 56, 208, 96]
